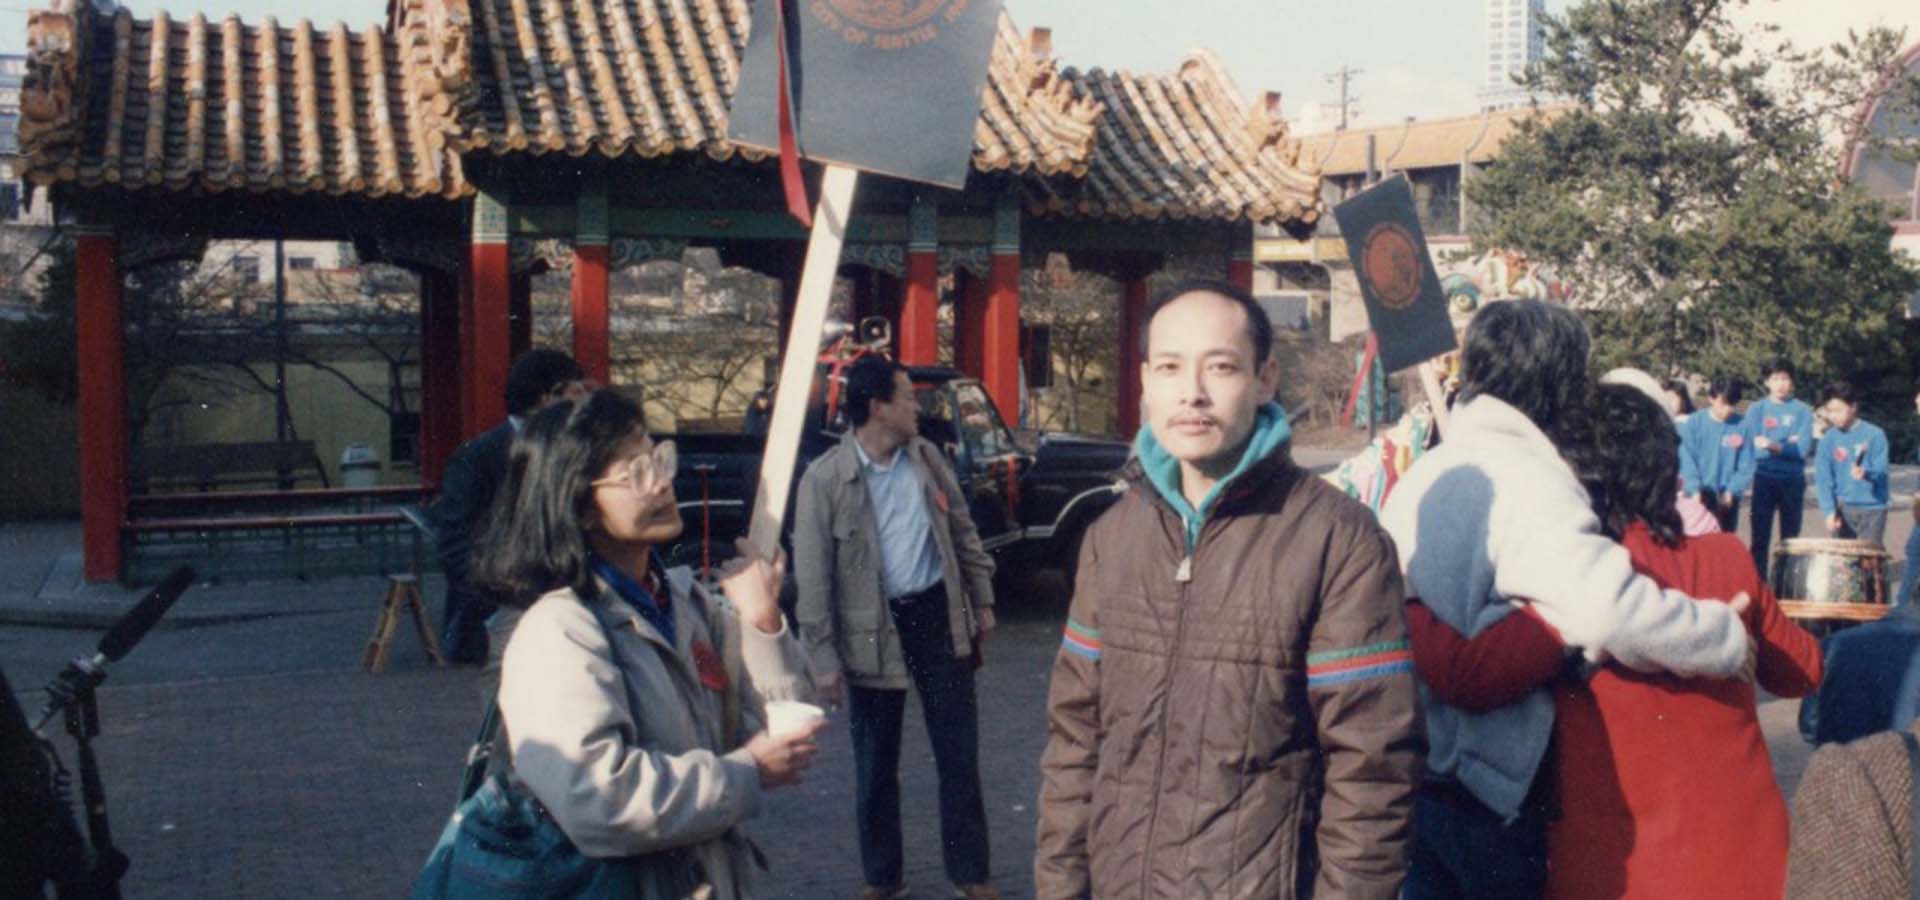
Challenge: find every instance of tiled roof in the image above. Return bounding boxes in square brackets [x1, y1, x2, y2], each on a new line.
[1297, 105, 1570, 177]
[20, 0, 1321, 226]
[18, 0, 470, 198]
[1032, 52, 1320, 225]
[445, 0, 1101, 179]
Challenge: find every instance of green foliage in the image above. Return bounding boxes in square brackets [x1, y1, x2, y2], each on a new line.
[1471, 0, 1920, 396]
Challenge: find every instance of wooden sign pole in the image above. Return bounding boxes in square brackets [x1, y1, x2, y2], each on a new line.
[1418, 360, 1452, 436]
[747, 165, 861, 558]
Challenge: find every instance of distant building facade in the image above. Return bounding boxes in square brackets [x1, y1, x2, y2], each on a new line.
[1481, 0, 1547, 110]
[1841, 40, 1920, 316]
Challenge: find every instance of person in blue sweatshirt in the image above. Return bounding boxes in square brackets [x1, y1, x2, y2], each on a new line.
[1680, 375, 1756, 533]
[1744, 360, 1817, 574]
[1814, 380, 1890, 545]
[1900, 389, 1920, 607]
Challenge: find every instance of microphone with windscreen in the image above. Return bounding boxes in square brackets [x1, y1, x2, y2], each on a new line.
[35, 565, 195, 733]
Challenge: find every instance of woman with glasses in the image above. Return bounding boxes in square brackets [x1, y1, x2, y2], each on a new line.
[477, 389, 823, 898]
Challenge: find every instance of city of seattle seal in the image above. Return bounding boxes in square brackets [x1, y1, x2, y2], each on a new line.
[811, 0, 970, 49]
[1360, 221, 1424, 311]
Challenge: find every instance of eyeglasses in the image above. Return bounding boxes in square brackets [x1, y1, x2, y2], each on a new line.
[591, 440, 677, 494]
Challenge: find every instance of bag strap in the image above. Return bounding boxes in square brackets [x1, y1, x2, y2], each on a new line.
[456, 700, 499, 803]
[461, 592, 640, 805]
[1901, 730, 1920, 900]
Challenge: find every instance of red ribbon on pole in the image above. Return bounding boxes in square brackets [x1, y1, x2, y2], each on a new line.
[773, 0, 812, 227]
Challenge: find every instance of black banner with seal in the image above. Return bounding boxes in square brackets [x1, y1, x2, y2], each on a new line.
[730, 0, 1003, 189]
[1331, 176, 1458, 373]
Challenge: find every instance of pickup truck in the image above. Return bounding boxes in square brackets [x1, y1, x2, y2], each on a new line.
[662, 365, 1131, 598]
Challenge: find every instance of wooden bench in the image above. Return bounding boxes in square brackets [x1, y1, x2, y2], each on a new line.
[122, 507, 426, 584]
[128, 485, 427, 518]
[131, 441, 328, 493]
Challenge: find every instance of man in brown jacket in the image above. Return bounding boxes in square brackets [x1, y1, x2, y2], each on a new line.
[1034, 279, 1423, 899]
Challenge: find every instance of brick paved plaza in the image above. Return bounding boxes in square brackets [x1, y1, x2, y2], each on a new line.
[2, 481, 1880, 898]
[18, 605, 1816, 900]
[24, 610, 1066, 899]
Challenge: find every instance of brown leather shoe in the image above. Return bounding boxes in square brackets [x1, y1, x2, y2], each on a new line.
[951, 884, 1000, 900]
[857, 886, 909, 900]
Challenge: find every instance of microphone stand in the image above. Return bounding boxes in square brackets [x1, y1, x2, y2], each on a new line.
[50, 657, 128, 900]
[33, 564, 194, 900]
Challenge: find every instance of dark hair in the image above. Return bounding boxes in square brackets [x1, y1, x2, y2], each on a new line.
[1458, 300, 1591, 440]
[1566, 384, 1685, 548]
[1143, 277, 1275, 368]
[477, 389, 645, 607]
[505, 349, 587, 416]
[1820, 380, 1858, 407]
[1707, 375, 1742, 405]
[844, 355, 907, 427]
[1665, 380, 1696, 415]
[1761, 358, 1796, 381]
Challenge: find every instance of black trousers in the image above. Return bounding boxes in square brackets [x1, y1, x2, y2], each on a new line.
[1700, 490, 1742, 535]
[848, 589, 989, 888]
[1750, 474, 1805, 576]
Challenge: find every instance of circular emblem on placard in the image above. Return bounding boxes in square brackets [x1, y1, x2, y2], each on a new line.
[814, 0, 966, 48]
[827, 0, 949, 31]
[1360, 222, 1424, 311]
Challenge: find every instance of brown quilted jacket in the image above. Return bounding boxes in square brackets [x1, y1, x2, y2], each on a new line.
[1788, 719, 1920, 900]
[1034, 450, 1423, 899]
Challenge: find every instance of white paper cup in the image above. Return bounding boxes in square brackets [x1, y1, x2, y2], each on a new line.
[764, 700, 826, 738]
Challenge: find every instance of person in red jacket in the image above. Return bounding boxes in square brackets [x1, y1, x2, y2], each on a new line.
[1406, 383, 1822, 900]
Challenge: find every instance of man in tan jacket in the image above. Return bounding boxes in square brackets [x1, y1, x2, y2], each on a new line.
[1035, 279, 1422, 899]
[793, 355, 999, 900]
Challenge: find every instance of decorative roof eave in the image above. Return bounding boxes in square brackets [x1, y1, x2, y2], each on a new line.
[445, 0, 1100, 180]
[18, 1, 90, 186]
[21, 0, 474, 201]
[1026, 52, 1321, 228]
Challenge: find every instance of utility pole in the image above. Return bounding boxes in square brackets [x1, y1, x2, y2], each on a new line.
[1325, 65, 1362, 130]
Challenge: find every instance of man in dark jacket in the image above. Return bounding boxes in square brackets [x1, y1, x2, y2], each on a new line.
[1800, 600, 1920, 746]
[428, 349, 587, 663]
[1035, 279, 1422, 899]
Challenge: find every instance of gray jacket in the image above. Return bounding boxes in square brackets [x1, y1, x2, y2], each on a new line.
[793, 432, 995, 690]
[498, 569, 812, 899]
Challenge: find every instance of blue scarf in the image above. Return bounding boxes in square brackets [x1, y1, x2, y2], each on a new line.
[591, 555, 674, 647]
[1132, 401, 1294, 549]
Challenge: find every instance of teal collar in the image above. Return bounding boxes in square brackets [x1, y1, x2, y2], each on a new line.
[1133, 401, 1292, 549]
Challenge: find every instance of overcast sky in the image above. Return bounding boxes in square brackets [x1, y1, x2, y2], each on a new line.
[4, 0, 1917, 129]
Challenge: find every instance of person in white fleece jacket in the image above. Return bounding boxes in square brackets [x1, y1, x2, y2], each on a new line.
[1381, 300, 1753, 900]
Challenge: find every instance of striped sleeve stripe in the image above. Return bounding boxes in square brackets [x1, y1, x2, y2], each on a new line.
[1061, 618, 1102, 661]
[1306, 640, 1412, 688]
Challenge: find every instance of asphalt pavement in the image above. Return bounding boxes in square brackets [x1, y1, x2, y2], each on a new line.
[0, 450, 1899, 897]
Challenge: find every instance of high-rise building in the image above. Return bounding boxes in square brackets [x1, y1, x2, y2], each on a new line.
[1481, 0, 1546, 110]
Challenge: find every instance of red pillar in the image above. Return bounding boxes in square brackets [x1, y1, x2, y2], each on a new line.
[1118, 273, 1149, 438]
[572, 183, 611, 385]
[983, 256, 1022, 423]
[466, 189, 512, 436]
[955, 272, 986, 378]
[898, 195, 939, 365]
[419, 269, 462, 486]
[75, 228, 126, 582]
[1229, 227, 1256, 293]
